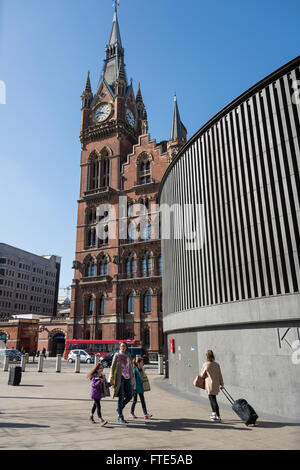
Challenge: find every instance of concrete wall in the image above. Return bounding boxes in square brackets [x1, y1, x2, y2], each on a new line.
[167, 308, 300, 420]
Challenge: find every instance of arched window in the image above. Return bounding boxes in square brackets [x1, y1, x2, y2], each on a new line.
[87, 228, 96, 247]
[143, 291, 151, 313]
[142, 252, 152, 277]
[87, 151, 110, 191]
[126, 254, 136, 278]
[100, 295, 105, 315]
[88, 158, 100, 190]
[87, 261, 95, 277]
[101, 158, 110, 187]
[99, 257, 109, 276]
[88, 296, 94, 315]
[127, 292, 134, 314]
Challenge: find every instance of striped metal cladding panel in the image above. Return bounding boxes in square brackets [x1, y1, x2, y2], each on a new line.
[161, 60, 300, 316]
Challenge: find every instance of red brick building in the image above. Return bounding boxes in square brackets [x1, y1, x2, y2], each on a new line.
[69, 7, 186, 356]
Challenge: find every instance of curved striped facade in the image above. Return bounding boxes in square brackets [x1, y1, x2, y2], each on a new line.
[159, 56, 300, 420]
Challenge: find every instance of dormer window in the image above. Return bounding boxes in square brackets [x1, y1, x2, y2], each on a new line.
[137, 152, 153, 185]
[140, 161, 151, 184]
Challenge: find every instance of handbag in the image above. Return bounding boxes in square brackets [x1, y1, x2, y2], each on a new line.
[142, 369, 151, 392]
[193, 375, 205, 389]
[101, 374, 111, 397]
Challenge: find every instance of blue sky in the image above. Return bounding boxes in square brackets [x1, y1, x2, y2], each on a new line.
[0, 0, 299, 291]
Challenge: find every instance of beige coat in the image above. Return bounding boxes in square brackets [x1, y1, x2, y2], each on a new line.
[108, 353, 136, 398]
[200, 360, 224, 395]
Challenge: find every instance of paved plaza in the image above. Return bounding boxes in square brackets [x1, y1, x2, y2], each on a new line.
[0, 361, 299, 450]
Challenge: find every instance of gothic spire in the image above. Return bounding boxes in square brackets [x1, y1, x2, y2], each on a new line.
[81, 70, 93, 109]
[83, 70, 92, 94]
[136, 82, 143, 103]
[94, 5, 127, 99]
[170, 94, 184, 141]
[108, 6, 122, 49]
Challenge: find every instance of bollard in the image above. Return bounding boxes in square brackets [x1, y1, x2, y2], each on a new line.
[3, 355, 9, 371]
[75, 354, 80, 373]
[56, 354, 62, 373]
[21, 355, 26, 372]
[25, 353, 29, 363]
[158, 354, 164, 375]
[38, 355, 44, 372]
[95, 354, 100, 365]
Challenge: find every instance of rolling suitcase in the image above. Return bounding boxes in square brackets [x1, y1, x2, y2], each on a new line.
[8, 366, 22, 386]
[221, 387, 258, 426]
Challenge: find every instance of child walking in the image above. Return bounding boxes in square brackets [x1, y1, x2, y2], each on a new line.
[130, 357, 152, 419]
[87, 363, 108, 426]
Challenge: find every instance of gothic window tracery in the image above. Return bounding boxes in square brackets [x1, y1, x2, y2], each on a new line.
[87, 148, 111, 190]
[143, 290, 151, 313]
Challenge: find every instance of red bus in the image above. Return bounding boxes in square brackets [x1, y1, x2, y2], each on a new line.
[64, 339, 137, 360]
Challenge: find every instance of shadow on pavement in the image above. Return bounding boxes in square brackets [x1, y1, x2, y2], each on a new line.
[19, 385, 44, 387]
[121, 418, 252, 432]
[0, 423, 50, 428]
[0, 396, 91, 402]
[253, 420, 300, 428]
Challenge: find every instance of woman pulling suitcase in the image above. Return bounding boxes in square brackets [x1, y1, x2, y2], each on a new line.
[200, 350, 224, 422]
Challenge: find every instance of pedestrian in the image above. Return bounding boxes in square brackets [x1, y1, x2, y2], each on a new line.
[108, 342, 136, 424]
[87, 363, 108, 426]
[200, 350, 224, 422]
[130, 357, 152, 419]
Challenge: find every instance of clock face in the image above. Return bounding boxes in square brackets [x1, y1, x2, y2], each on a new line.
[95, 103, 111, 122]
[126, 107, 135, 127]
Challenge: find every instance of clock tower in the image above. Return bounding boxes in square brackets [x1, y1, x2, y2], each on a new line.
[70, 6, 186, 356]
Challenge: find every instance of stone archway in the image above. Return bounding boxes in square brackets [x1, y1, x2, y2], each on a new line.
[48, 330, 66, 357]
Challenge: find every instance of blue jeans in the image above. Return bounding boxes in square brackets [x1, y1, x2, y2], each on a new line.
[117, 377, 133, 417]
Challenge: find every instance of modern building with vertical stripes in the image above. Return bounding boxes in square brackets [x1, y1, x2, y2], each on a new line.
[158, 56, 300, 420]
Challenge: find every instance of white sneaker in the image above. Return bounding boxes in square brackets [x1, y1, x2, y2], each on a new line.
[210, 416, 221, 422]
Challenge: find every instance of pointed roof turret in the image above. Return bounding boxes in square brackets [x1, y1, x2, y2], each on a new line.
[136, 82, 143, 103]
[170, 94, 184, 141]
[83, 70, 92, 94]
[81, 70, 93, 109]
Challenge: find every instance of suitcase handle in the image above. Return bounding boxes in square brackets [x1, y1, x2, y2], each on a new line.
[221, 386, 235, 405]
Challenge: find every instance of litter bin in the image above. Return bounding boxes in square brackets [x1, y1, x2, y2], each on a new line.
[8, 365, 22, 386]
